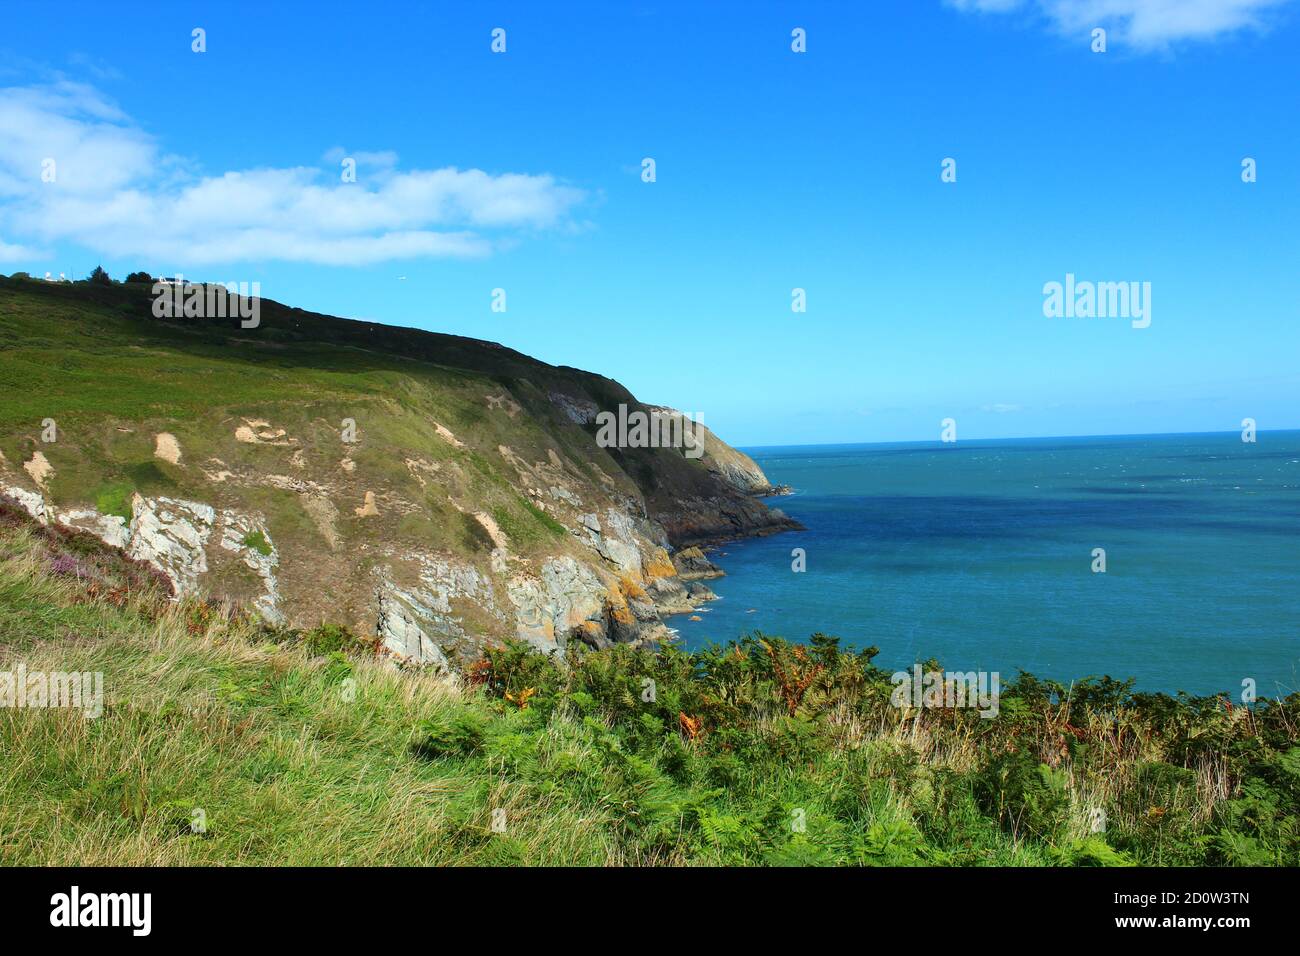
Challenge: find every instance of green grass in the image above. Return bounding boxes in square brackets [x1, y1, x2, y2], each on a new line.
[2, 500, 1297, 866]
[492, 498, 568, 550]
[0, 275, 764, 543]
[0, 276, 662, 582]
[0, 513, 610, 865]
[2, 278, 1292, 866]
[241, 530, 272, 557]
[94, 482, 134, 522]
[522, 499, 568, 538]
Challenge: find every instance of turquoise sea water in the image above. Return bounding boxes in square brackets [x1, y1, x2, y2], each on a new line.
[673, 432, 1300, 697]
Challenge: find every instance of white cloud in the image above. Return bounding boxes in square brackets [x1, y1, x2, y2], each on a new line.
[0, 81, 155, 199]
[0, 83, 586, 267]
[946, 0, 1294, 47]
[0, 237, 40, 262]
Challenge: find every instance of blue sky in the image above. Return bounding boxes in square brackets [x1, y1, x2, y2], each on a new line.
[2, 1, 1297, 445]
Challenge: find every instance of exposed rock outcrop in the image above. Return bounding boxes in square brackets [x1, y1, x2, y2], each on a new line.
[2, 485, 282, 620]
[127, 496, 214, 595]
[4, 486, 48, 525]
[374, 551, 502, 667]
[0, 276, 802, 672]
[57, 509, 131, 550]
[217, 509, 281, 622]
[672, 546, 725, 581]
[506, 556, 607, 653]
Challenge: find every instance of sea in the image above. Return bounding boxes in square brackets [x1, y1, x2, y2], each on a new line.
[672, 432, 1300, 697]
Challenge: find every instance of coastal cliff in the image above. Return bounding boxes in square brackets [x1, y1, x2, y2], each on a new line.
[0, 274, 798, 668]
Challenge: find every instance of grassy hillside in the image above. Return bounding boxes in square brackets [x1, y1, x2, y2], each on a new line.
[2, 499, 1296, 866]
[0, 274, 794, 650]
[0, 274, 776, 532]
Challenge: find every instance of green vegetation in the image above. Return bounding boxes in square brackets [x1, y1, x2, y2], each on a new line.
[2, 498, 1295, 866]
[491, 497, 567, 549]
[302, 622, 371, 657]
[0, 275, 763, 562]
[94, 482, 134, 522]
[0, 273, 697, 588]
[241, 529, 272, 557]
[522, 498, 568, 537]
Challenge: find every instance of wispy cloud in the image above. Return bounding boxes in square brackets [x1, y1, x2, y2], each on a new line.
[945, 0, 1295, 48]
[0, 82, 586, 267]
[0, 237, 38, 262]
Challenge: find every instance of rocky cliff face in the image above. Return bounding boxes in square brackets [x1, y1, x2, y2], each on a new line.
[0, 276, 797, 671]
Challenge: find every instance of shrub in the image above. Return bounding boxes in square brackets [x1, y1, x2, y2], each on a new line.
[303, 622, 365, 657]
[1049, 837, 1135, 866]
[414, 711, 488, 759]
[1210, 747, 1300, 865]
[973, 750, 1072, 840]
[49, 553, 85, 578]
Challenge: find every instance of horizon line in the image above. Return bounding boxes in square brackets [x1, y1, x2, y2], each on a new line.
[739, 426, 1300, 452]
